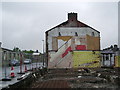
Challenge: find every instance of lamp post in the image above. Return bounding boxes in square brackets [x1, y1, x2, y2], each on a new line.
[18, 52, 25, 74]
[42, 40, 44, 67]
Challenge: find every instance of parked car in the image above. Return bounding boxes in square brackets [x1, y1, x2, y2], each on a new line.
[24, 59, 31, 64]
[9, 59, 20, 66]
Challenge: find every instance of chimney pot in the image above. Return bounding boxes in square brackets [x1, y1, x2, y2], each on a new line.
[68, 12, 77, 21]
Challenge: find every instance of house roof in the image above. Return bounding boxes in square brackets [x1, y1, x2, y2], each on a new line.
[46, 13, 100, 33]
[2, 48, 13, 52]
[101, 50, 114, 54]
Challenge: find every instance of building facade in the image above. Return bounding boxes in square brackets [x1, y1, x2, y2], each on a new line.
[101, 45, 120, 67]
[0, 43, 22, 67]
[46, 13, 100, 68]
[2, 48, 21, 66]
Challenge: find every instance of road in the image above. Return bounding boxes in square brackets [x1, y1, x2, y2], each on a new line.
[0, 62, 43, 89]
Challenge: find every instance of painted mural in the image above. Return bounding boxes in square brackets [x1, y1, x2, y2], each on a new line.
[46, 13, 100, 68]
[115, 56, 120, 67]
[73, 51, 100, 68]
[48, 36, 101, 68]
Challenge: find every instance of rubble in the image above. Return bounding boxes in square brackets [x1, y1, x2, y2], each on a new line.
[30, 68, 120, 89]
[3, 67, 119, 89]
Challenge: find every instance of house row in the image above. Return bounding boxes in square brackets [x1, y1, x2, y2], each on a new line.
[0, 42, 24, 67]
[0, 42, 42, 67]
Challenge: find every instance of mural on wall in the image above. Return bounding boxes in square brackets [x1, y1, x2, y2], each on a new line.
[115, 56, 120, 67]
[46, 13, 100, 68]
[73, 51, 100, 68]
[86, 35, 100, 50]
[48, 38, 72, 68]
[76, 45, 86, 50]
[62, 46, 71, 58]
[47, 27, 100, 51]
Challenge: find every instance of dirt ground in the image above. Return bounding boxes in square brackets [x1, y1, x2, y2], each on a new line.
[30, 68, 120, 89]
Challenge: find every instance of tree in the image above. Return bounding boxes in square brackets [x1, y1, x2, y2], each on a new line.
[13, 47, 21, 52]
[22, 50, 34, 54]
[22, 50, 34, 59]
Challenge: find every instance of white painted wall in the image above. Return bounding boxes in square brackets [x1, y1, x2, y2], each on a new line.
[58, 39, 66, 49]
[48, 27, 100, 50]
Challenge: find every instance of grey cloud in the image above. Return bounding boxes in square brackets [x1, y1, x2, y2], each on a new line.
[2, 2, 118, 52]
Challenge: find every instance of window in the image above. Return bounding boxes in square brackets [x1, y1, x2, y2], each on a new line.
[75, 32, 78, 36]
[92, 32, 95, 36]
[106, 54, 109, 60]
[110, 54, 112, 57]
[59, 32, 61, 36]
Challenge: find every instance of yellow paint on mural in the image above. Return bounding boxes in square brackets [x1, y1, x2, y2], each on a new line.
[56, 36, 72, 41]
[115, 56, 120, 67]
[73, 51, 100, 68]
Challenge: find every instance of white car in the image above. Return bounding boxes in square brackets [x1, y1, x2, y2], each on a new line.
[24, 59, 31, 64]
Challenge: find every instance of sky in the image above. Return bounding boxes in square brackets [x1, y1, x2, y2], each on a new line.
[0, 0, 119, 53]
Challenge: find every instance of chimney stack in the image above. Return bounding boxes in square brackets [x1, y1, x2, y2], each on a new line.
[68, 12, 77, 21]
[113, 44, 119, 51]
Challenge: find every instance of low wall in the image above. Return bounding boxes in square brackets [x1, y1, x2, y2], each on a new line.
[2, 68, 47, 89]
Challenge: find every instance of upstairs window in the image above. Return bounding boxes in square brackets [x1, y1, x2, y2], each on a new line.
[92, 32, 95, 36]
[59, 32, 61, 36]
[75, 32, 78, 36]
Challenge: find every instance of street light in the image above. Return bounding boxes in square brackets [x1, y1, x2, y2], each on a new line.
[42, 40, 44, 67]
[18, 52, 25, 74]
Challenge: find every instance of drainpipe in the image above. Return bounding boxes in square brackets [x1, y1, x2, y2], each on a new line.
[4, 51, 7, 79]
[42, 40, 44, 67]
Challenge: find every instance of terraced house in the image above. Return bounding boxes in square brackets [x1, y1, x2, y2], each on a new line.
[0, 43, 21, 67]
[101, 45, 120, 68]
[46, 13, 101, 68]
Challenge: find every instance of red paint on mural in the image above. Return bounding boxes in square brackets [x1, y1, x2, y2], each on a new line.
[76, 45, 86, 50]
[62, 46, 71, 58]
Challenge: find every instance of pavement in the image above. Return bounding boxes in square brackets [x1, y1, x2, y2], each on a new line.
[0, 62, 43, 89]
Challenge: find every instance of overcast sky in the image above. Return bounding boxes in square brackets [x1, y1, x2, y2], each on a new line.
[0, 1, 118, 52]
